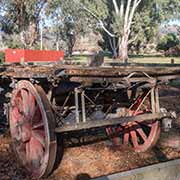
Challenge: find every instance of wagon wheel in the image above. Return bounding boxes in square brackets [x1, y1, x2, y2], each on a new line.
[122, 110, 160, 152]
[106, 92, 160, 153]
[9, 80, 57, 178]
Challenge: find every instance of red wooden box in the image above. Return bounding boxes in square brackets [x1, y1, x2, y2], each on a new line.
[5, 49, 64, 63]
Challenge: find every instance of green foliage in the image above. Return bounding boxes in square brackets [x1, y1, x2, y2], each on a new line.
[46, 0, 97, 54]
[0, 52, 5, 63]
[155, 0, 180, 21]
[0, 0, 47, 48]
[3, 34, 23, 49]
[0, 0, 179, 53]
[47, 0, 93, 36]
[81, 0, 109, 19]
[157, 33, 180, 51]
[81, 0, 159, 54]
[0, 0, 47, 33]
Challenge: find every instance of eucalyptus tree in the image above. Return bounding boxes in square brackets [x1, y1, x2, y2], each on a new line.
[46, 0, 93, 56]
[79, 0, 180, 61]
[0, 0, 47, 48]
[79, 0, 144, 61]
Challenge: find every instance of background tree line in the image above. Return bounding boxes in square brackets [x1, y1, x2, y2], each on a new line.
[0, 0, 179, 61]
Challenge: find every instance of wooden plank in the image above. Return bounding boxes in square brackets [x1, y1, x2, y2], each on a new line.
[55, 113, 166, 133]
[93, 159, 180, 180]
[0, 64, 180, 80]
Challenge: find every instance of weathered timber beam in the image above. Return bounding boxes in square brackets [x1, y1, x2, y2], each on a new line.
[64, 67, 180, 77]
[55, 112, 169, 133]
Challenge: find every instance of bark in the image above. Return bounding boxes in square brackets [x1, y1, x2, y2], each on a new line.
[119, 34, 128, 62]
[109, 37, 118, 58]
[117, 0, 142, 62]
[20, 20, 39, 48]
[68, 34, 76, 57]
[120, 0, 124, 17]
[112, 0, 119, 14]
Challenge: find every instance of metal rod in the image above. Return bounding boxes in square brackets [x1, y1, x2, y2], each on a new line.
[155, 87, 160, 113]
[81, 91, 86, 123]
[62, 92, 72, 109]
[134, 89, 151, 115]
[151, 87, 156, 113]
[75, 88, 80, 123]
[84, 94, 96, 105]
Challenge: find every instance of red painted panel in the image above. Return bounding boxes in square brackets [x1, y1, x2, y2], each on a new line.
[5, 49, 64, 63]
[5, 49, 25, 63]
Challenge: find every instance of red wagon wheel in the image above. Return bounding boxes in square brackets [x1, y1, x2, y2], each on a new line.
[122, 110, 160, 152]
[9, 80, 57, 178]
[106, 92, 160, 153]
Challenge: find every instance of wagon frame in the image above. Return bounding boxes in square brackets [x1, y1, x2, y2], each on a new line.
[1, 63, 180, 178]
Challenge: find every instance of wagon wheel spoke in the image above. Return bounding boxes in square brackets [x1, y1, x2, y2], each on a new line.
[31, 106, 43, 127]
[27, 137, 44, 168]
[106, 127, 121, 145]
[28, 92, 36, 118]
[14, 96, 23, 115]
[11, 106, 21, 126]
[32, 122, 44, 130]
[130, 131, 138, 148]
[21, 89, 30, 116]
[11, 105, 22, 140]
[26, 142, 31, 164]
[123, 132, 129, 145]
[32, 130, 46, 148]
[136, 127, 148, 142]
[11, 91, 27, 119]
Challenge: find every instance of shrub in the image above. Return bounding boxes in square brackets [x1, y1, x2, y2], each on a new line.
[157, 33, 179, 51]
[0, 51, 5, 63]
[165, 45, 180, 57]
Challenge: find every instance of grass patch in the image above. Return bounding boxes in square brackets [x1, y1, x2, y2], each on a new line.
[65, 55, 89, 62]
[130, 57, 180, 64]
[64, 54, 180, 65]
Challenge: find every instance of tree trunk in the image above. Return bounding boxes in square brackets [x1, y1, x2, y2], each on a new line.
[119, 35, 128, 63]
[109, 37, 118, 59]
[68, 34, 76, 57]
[20, 20, 39, 49]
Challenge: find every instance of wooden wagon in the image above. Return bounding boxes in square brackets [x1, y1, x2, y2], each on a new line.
[0, 63, 180, 178]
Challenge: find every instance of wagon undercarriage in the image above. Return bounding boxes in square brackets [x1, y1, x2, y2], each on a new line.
[1, 64, 179, 178]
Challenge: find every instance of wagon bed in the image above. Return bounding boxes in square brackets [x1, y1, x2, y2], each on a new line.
[0, 64, 180, 80]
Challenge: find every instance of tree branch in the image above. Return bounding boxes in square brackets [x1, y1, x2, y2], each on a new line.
[137, 0, 142, 5]
[127, 0, 142, 33]
[112, 0, 119, 15]
[124, 0, 132, 27]
[109, 36, 114, 51]
[120, 0, 124, 17]
[82, 6, 116, 37]
[128, 33, 138, 44]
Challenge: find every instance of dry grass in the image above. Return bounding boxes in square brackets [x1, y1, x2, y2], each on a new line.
[66, 55, 180, 65]
[131, 57, 180, 64]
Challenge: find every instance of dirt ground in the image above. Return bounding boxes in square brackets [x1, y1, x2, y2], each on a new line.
[1, 85, 180, 180]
